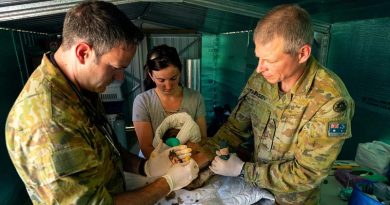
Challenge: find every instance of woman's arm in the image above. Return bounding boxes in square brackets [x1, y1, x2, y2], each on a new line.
[196, 116, 208, 142]
[187, 116, 208, 169]
[194, 91, 207, 142]
[133, 121, 155, 159]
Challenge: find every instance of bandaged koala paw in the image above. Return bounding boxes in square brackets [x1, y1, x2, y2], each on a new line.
[169, 150, 190, 164]
[168, 148, 192, 165]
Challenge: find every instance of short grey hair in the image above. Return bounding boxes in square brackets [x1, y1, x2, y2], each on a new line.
[254, 4, 313, 55]
[62, 1, 144, 58]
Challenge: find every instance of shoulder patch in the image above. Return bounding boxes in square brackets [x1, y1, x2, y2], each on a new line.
[333, 100, 347, 113]
[328, 122, 347, 137]
[52, 147, 89, 176]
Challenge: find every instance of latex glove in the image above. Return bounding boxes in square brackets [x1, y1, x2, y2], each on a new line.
[209, 153, 244, 177]
[162, 158, 199, 192]
[144, 141, 191, 177]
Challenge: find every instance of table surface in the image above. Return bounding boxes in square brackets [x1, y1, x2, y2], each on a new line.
[320, 174, 349, 205]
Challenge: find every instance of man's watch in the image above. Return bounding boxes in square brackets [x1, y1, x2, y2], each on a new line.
[238, 163, 245, 178]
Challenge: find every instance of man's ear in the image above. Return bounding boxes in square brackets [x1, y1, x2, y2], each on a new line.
[75, 42, 92, 64]
[298, 44, 311, 64]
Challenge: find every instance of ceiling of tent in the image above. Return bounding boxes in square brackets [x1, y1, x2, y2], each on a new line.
[0, 0, 389, 34]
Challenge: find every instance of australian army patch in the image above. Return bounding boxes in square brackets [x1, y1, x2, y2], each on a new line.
[328, 122, 347, 136]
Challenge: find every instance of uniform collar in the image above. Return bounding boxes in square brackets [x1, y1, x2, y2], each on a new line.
[290, 56, 319, 96]
[41, 52, 79, 102]
[267, 56, 318, 104]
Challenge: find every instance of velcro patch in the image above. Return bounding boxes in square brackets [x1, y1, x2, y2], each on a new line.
[328, 122, 347, 136]
[52, 147, 88, 176]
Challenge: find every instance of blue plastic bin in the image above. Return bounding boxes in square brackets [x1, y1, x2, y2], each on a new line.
[348, 183, 382, 205]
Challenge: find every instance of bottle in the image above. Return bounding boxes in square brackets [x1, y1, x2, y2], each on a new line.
[114, 115, 128, 150]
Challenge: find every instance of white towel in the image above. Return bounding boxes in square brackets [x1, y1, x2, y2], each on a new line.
[155, 175, 275, 205]
[152, 112, 201, 148]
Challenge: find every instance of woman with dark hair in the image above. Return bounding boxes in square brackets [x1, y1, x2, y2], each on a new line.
[132, 44, 207, 159]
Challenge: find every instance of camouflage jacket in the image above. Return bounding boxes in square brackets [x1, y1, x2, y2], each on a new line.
[5, 53, 124, 204]
[206, 56, 354, 204]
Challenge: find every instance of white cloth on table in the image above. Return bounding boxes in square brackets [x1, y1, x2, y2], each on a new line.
[124, 173, 275, 205]
[155, 175, 275, 205]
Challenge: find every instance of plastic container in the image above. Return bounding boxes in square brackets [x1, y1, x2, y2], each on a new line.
[348, 183, 382, 205]
[100, 80, 123, 102]
[114, 117, 127, 149]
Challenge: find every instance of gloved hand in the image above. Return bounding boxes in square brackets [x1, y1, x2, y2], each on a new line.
[162, 158, 199, 192]
[144, 141, 192, 177]
[209, 153, 244, 176]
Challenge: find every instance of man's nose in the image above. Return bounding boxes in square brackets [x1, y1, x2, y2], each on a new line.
[256, 59, 266, 73]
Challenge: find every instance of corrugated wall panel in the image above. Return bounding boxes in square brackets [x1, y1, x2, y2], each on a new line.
[149, 34, 201, 59]
[148, 34, 202, 92]
[123, 38, 148, 123]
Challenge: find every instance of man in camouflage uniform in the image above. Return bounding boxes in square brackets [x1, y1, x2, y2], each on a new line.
[207, 4, 355, 205]
[5, 1, 198, 204]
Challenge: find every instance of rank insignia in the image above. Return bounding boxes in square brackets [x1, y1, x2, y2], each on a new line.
[333, 100, 347, 113]
[328, 122, 347, 136]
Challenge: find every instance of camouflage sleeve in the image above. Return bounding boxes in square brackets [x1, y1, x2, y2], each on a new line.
[11, 121, 114, 204]
[202, 83, 254, 159]
[244, 96, 354, 193]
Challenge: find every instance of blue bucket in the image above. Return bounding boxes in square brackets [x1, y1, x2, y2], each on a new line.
[348, 183, 382, 205]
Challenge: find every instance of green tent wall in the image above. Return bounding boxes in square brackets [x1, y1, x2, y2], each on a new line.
[0, 29, 46, 205]
[327, 17, 390, 159]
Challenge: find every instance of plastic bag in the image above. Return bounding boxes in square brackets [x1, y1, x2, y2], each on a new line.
[355, 141, 390, 175]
